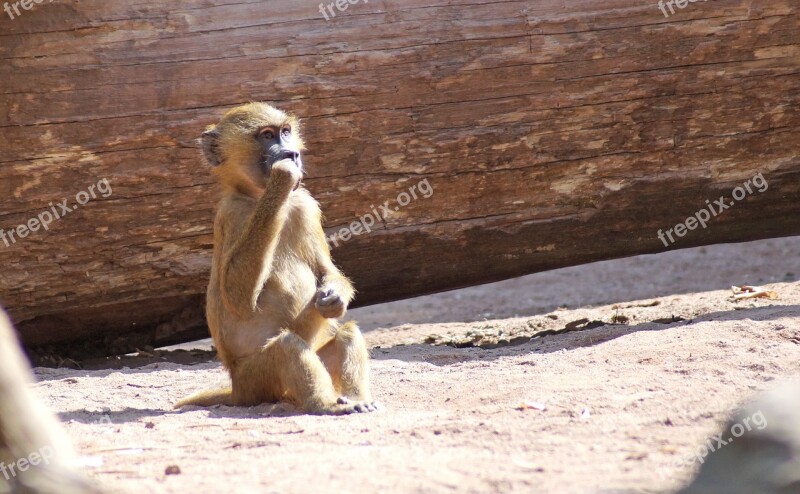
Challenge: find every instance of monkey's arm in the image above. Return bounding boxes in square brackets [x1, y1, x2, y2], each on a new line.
[219, 162, 299, 316]
[312, 225, 355, 318]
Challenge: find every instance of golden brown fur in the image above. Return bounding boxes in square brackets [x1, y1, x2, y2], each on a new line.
[176, 103, 377, 415]
[0, 309, 105, 493]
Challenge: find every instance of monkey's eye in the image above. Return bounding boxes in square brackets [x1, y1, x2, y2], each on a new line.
[260, 129, 275, 139]
[281, 127, 291, 138]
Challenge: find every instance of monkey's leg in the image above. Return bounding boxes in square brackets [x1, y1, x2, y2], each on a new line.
[317, 322, 378, 411]
[232, 330, 368, 415]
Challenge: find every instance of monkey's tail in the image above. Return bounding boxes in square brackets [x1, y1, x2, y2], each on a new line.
[174, 388, 234, 409]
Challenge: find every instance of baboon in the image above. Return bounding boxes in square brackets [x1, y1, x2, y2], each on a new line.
[0, 308, 104, 494]
[176, 102, 378, 415]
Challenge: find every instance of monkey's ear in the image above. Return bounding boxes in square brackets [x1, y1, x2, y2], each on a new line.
[200, 127, 222, 167]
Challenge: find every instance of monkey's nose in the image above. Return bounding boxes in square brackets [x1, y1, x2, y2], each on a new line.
[280, 150, 300, 162]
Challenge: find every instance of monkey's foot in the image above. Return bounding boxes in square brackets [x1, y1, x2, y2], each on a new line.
[337, 397, 382, 413]
[308, 397, 381, 415]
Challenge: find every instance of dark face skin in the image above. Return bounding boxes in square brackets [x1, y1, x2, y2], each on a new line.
[200, 105, 306, 196]
[256, 124, 303, 179]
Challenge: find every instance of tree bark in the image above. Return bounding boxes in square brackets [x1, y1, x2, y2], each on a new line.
[0, 0, 798, 356]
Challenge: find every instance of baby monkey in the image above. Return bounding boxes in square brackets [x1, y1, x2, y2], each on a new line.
[176, 103, 378, 415]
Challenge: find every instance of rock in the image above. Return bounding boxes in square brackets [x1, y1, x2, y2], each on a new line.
[678, 383, 800, 494]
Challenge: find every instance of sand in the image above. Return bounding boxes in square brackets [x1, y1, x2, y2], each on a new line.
[31, 236, 800, 494]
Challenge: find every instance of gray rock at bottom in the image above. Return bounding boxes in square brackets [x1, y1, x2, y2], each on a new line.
[678, 382, 800, 494]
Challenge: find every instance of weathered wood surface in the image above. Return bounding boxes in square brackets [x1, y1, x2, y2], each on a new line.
[0, 0, 798, 355]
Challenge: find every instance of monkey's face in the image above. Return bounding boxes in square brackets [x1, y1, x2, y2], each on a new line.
[255, 123, 304, 180]
[200, 103, 305, 194]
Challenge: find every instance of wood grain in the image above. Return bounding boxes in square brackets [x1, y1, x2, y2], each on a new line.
[0, 0, 798, 356]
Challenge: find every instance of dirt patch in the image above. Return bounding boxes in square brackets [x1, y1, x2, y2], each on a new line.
[29, 237, 800, 494]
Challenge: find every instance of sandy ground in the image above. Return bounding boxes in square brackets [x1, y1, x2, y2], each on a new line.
[31, 236, 800, 494]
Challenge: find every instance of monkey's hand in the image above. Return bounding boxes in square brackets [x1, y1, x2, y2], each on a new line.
[270, 159, 303, 192]
[315, 283, 347, 319]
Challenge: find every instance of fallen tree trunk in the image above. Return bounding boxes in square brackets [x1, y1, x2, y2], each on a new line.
[0, 0, 798, 357]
